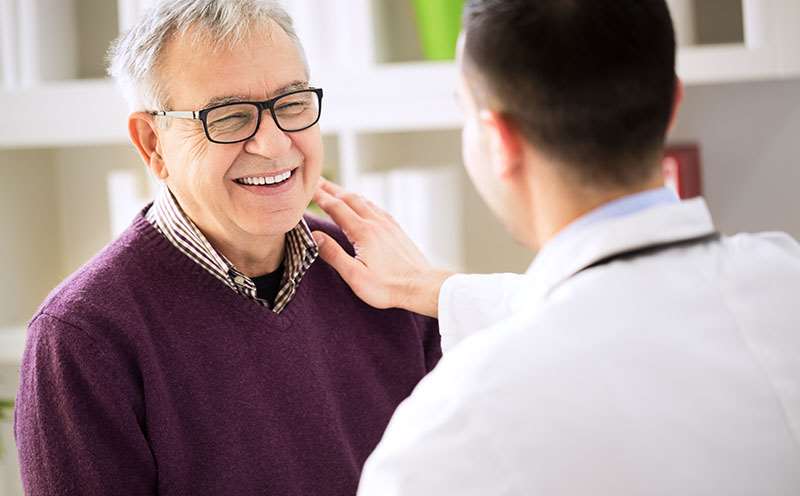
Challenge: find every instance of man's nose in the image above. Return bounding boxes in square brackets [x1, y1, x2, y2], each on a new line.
[243, 110, 292, 158]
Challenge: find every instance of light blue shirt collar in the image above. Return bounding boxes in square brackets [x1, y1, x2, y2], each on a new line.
[544, 187, 679, 256]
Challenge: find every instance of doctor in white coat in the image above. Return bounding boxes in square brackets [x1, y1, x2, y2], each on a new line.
[312, 0, 800, 494]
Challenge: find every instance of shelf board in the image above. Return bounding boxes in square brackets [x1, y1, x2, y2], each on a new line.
[677, 43, 786, 85]
[0, 79, 130, 148]
[0, 65, 461, 148]
[0, 327, 26, 365]
[320, 61, 461, 133]
[0, 51, 797, 150]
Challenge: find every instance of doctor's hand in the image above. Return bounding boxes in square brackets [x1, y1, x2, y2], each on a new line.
[311, 178, 453, 318]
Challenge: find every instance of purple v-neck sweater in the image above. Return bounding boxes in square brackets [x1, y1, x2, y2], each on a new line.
[14, 210, 441, 495]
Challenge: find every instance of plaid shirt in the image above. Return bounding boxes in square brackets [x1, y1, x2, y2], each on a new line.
[145, 186, 318, 313]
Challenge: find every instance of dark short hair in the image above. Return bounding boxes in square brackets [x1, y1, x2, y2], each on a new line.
[462, 0, 676, 187]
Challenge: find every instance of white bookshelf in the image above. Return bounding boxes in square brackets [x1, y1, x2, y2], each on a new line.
[0, 0, 799, 349]
[674, 0, 800, 85]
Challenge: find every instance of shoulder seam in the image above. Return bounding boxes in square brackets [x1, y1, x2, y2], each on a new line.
[32, 311, 108, 352]
[30, 311, 138, 396]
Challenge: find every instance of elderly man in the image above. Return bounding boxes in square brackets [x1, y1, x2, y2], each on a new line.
[13, 1, 439, 495]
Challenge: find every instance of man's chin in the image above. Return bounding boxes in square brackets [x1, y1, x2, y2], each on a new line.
[239, 209, 304, 237]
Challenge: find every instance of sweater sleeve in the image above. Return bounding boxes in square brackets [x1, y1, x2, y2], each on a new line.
[14, 313, 157, 495]
[415, 314, 442, 373]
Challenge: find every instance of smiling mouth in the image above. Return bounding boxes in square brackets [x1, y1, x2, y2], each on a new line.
[234, 168, 296, 186]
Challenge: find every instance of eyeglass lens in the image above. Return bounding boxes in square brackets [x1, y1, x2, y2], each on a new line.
[204, 90, 320, 143]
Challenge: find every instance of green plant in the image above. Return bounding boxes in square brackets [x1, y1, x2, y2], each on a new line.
[0, 399, 13, 421]
[0, 399, 13, 460]
[412, 0, 465, 60]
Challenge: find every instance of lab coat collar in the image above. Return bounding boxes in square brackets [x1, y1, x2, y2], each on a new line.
[512, 198, 716, 310]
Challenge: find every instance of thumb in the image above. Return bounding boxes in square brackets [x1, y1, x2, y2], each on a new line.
[312, 231, 364, 285]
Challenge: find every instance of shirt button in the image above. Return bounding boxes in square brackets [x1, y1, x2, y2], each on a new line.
[233, 276, 246, 285]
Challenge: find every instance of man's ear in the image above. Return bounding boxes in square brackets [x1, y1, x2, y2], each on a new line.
[479, 109, 524, 180]
[129, 112, 168, 180]
[667, 77, 684, 134]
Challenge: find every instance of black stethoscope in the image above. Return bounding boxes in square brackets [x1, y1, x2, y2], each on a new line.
[580, 231, 721, 274]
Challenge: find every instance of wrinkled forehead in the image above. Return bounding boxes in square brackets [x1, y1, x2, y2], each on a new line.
[157, 20, 309, 110]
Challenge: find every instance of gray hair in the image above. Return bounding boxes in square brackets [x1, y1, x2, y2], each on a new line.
[107, 0, 307, 112]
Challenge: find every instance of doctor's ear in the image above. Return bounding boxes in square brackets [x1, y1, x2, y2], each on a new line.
[479, 109, 524, 180]
[129, 112, 169, 180]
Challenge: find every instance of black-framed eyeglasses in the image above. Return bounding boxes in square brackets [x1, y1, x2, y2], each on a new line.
[149, 87, 323, 144]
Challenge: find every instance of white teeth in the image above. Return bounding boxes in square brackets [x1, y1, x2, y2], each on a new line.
[237, 170, 293, 186]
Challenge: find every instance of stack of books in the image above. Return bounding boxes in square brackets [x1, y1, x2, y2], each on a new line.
[357, 165, 463, 270]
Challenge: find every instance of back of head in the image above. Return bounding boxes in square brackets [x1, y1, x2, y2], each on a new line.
[462, 0, 676, 188]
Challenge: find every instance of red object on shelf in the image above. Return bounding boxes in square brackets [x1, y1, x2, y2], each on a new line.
[663, 144, 702, 199]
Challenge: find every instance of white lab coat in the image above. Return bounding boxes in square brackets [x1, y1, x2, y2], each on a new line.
[358, 198, 800, 496]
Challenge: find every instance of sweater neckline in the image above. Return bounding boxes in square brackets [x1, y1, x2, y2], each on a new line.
[129, 208, 306, 331]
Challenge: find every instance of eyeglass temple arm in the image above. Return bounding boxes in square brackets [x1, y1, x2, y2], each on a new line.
[149, 110, 198, 119]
